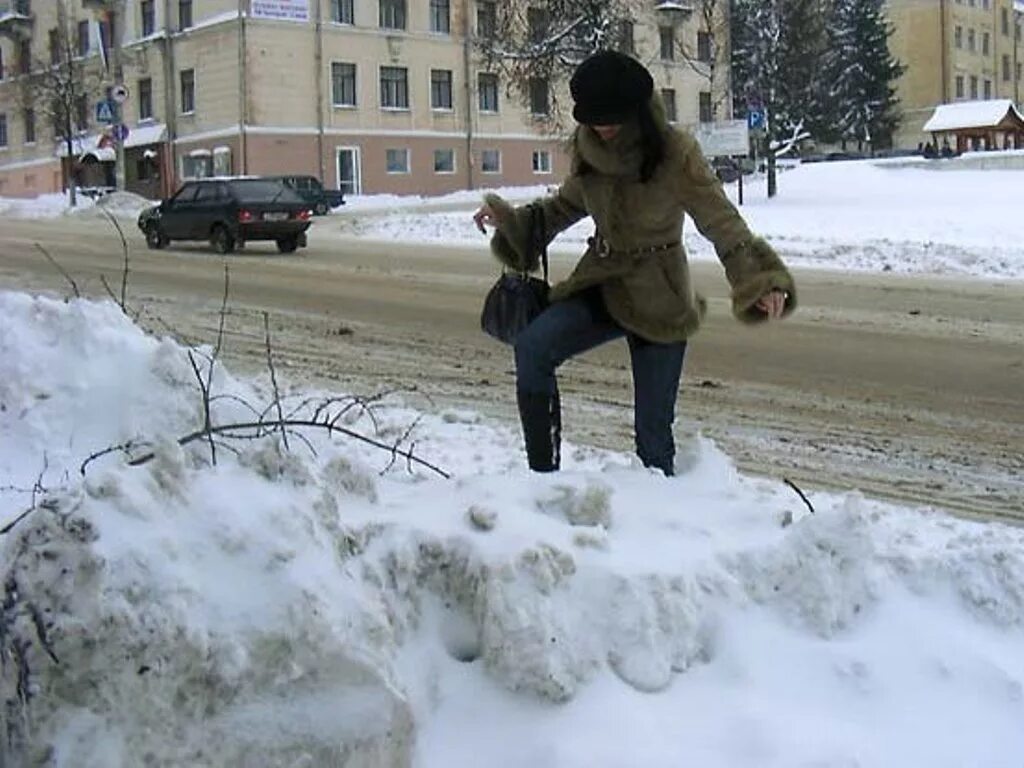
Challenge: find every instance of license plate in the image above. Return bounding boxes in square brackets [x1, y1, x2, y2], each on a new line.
[263, 212, 288, 221]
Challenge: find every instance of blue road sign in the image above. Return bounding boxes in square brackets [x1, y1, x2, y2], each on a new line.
[747, 110, 766, 130]
[96, 99, 117, 124]
[111, 124, 130, 142]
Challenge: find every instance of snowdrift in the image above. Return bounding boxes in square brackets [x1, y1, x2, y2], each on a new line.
[1, 292, 1023, 767]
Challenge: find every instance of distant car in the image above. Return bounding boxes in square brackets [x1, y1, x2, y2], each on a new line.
[137, 178, 313, 254]
[267, 174, 345, 216]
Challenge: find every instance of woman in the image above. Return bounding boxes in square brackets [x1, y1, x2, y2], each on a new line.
[473, 50, 795, 476]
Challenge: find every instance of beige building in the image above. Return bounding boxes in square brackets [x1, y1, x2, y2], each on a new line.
[0, 0, 727, 199]
[888, 0, 1024, 148]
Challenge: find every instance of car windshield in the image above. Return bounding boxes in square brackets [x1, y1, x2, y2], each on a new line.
[228, 179, 304, 203]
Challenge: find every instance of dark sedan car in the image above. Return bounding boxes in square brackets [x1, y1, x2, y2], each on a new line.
[268, 175, 345, 216]
[137, 178, 313, 254]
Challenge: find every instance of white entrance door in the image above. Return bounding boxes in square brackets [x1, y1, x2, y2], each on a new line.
[336, 147, 362, 196]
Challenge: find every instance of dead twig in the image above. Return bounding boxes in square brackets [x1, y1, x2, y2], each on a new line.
[124, 419, 450, 479]
[187, 350, 218, 466]
[98, 206, 130, 311]
[783, 477, 815, 515]
[34, 243, 80, 298]
[263, 312, 289, 451]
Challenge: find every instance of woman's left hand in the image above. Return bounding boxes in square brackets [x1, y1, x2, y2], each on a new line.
[756, 289, 788, 320]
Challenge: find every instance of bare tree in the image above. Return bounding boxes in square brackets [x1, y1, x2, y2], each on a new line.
[670, 0, 732, 122]
[17, 0, 103, 207]
[475, 0, 645, 129]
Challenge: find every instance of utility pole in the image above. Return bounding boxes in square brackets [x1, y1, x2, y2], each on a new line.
[111, 2, 126, 190]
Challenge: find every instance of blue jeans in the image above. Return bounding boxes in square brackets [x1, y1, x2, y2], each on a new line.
[514, 289, 687, 475]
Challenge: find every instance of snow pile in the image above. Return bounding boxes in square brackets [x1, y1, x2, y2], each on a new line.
[2, 292, 1024, 767]
[0, 191, 152, 221]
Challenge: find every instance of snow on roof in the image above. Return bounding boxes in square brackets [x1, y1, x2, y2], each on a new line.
[922, 99, 1024, 132]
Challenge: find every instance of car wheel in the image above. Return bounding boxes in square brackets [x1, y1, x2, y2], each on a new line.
[211, 225, 235, 255]
[314, 202, 329, 216]
[145, 223, 167, 250]
[276, 236, 299, 254]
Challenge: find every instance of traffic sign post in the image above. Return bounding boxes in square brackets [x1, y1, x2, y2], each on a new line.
[96, 99, 117, 124]
[112, 124, 130, 142]
[111, 84, 129, 104]
[747, 110, 766, 131]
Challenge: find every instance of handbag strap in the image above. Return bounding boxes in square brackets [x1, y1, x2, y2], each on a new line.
[529, 203, 549, 284]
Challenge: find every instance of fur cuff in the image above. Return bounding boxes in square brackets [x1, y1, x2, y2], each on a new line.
[722, 238, 797, 324]
[484, 193, 540, 273]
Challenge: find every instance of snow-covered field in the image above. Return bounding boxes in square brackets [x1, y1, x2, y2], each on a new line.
[337, 159, 1024, 281]
[2, 291, 1023, 767]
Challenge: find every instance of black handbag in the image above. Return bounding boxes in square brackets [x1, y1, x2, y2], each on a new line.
[480, 204, 549, 344]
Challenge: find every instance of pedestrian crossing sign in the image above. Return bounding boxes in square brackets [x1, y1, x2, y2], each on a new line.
[95, 100, 117, 124]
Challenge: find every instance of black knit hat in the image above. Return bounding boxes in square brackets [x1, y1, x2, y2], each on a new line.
[570, 50, 654, 125]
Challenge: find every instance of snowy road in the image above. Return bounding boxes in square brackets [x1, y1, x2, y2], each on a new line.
[1, 215, 1021, 521]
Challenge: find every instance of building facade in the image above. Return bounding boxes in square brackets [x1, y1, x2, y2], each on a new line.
[887, 0, 1024, 149]
[0, 0, 726, 199]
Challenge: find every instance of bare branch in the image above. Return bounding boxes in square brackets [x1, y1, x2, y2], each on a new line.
[34, 243, 80, 298]
[97, 207, 130, 311]
[263, 312, 290, 451]
[187, 350, 218, 466]
[783, 477, 815, 515]
[79, 440, 147, 476]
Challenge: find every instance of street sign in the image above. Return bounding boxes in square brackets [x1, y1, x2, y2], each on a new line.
[693, 120, 750, 157]
[111, 84, 129, 104]
[111, 124, 130, 142]
[747, 110, 766, 131]
[96, 99, 117, 124]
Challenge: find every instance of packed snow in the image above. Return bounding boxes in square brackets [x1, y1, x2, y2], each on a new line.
[335, 159, 1024, 281]
[2, 292, 1023, 767]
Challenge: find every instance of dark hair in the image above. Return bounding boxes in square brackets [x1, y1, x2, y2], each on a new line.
[636, 104, 666, 183]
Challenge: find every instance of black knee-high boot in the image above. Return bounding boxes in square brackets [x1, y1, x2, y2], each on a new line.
[516, 388, 561, 472]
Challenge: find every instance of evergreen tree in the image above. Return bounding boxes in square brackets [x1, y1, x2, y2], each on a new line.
[820, 0, 905, 149]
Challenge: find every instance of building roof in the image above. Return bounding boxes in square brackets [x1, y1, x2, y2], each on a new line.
[922, 100, 1024, 132]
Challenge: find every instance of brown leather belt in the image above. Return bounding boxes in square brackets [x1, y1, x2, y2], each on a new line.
[588, 235, 681, 258]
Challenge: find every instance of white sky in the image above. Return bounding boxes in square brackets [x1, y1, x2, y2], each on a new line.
[1, 278, 1023, 765]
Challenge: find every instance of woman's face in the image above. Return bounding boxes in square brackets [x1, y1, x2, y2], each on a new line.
[590, 124, 622, 141]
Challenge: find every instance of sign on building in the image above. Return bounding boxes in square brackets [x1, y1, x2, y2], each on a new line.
[251, 0, 309, 21]
[693, 120, 750, 157]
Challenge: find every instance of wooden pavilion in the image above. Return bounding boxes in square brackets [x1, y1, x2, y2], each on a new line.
[922, 100, 1024, 153]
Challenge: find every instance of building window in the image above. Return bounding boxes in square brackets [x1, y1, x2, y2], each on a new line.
[983, 78, 992, 99]
[331, 0, 354, 23]
[699, 92, 713, 123]
[1004, 54, 1012, 81]
[380, 66, 409, 109]
[182, 154, 212, 179]
[74, 94, 88, 130]
[179, 0, 192, 29]
[478, 72, 499, 112]
[433, 148, 455, 173]
[77, 20, 90, 56]
[0, 114, 7, 147]
[532, 149, 551, 173]
[481, 148, 500, 173]
[969, 74, 978, 98]
[19, 39, 31, 75]
[180, 68, 195, 113]
[477, 0, 495, 37]
[141, 0, 155, 36]
[49, 28, 61, 65]
[379, 0, 406, 30]
[430, 0, 450, 33]
[967, 28, 975, 52]
[386, 148, 409, 173]
[661, 88, 677, 122]
[697, 31, 712, 62]
[139, 77, 153, 120]
[331, 62, 356, 106]
[982, 31, 989, 55]
[618, 20, 634, 54]
[955, 74, 964, 98]
[955, 25, 962, 48]
[24, 108, 35, 144]
[430, 69, 453, 109]
[1001, 7, 1009, 35]
[527, 7, 548, 42]
[660, 26, 675, 60]
[529, 77, 549, 116]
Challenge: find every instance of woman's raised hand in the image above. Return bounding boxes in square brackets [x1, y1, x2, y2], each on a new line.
[473, 204, 497, 234]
